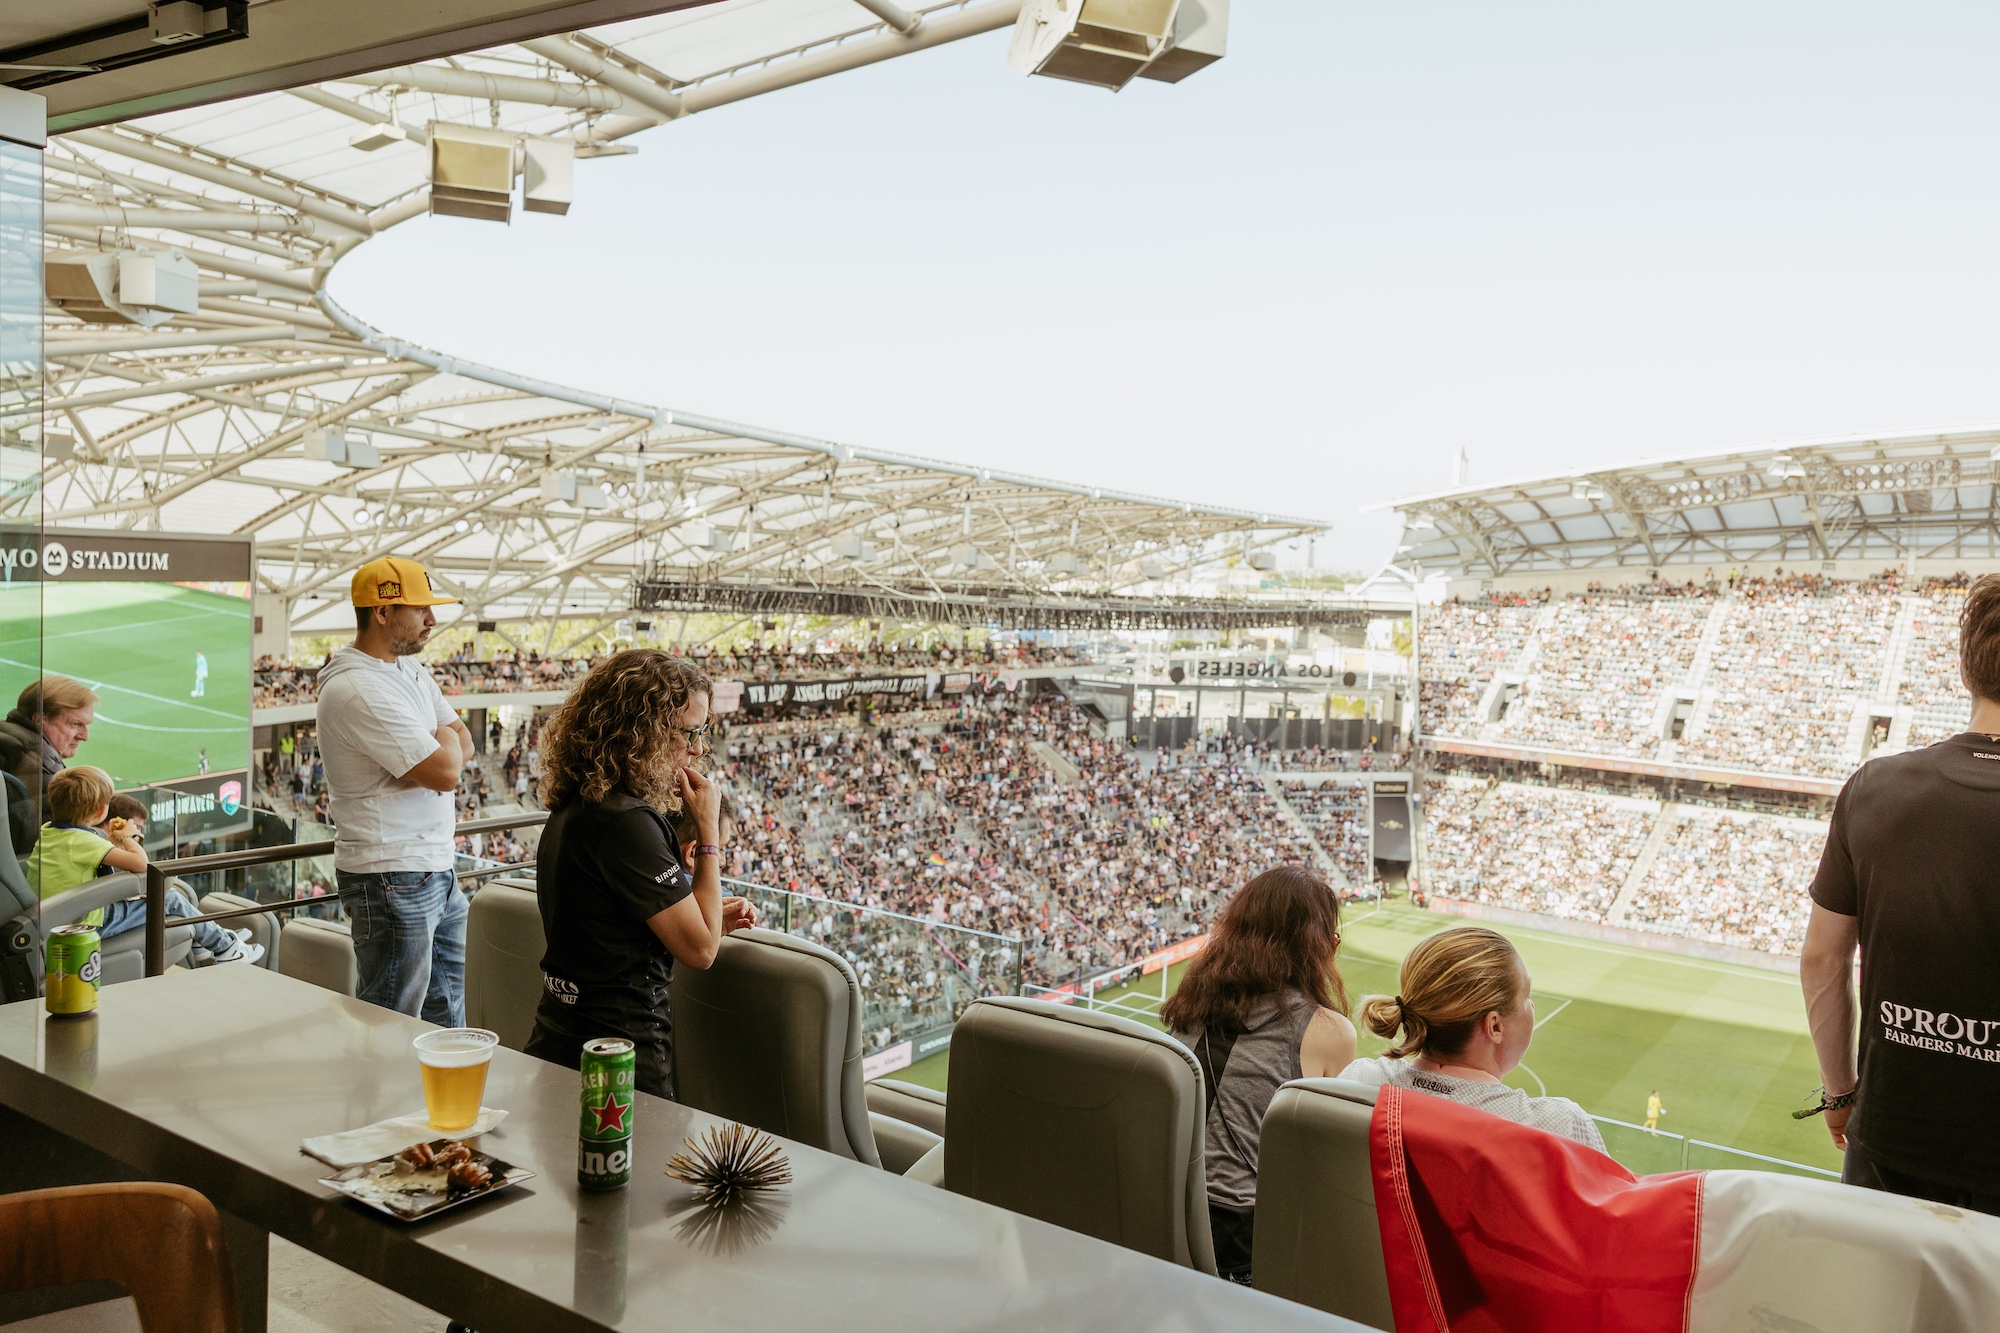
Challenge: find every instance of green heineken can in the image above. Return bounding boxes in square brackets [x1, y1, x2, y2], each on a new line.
[578, 1037, 636, 1190]
[45, 925, 102, 1016]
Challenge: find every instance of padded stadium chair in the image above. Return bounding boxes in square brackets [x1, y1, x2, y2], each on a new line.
[0, 779, 194, 996]
[0, 1182, 240, 1333]
[673, 927, 940, 1171]
[864, 1079, 948, 1175]
[464, 879, 545, 1051]
[936, 997, 1217, 1273]
[278, 917, 356, 996]
[1253, 1078, 1394, 1329]
[197, 893, 280, 972]
[865, 1077, 947, 1138]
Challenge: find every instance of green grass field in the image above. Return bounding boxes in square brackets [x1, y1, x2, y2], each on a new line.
[0, 582, 251, 786]
[891, 902, 1842, 1178]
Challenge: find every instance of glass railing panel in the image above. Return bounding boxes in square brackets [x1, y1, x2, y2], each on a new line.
[727, 878, 1022, 1061]
[1587, 1115, 1688, 1176]
[1683, 1138, 1839, 1179]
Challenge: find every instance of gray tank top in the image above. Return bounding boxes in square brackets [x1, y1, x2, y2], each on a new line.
[1173, 990, 1318, 1211]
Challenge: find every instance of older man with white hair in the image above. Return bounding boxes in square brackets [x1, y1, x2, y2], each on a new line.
[0, 674, 99, 855]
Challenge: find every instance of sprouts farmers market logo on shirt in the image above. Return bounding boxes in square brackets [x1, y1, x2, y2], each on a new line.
[1879, 1000, 2000, 1063]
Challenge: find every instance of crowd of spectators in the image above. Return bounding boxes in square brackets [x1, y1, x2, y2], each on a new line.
[1679, 575, 1898, 777]
[1624, 812, 1826, 955]
[1421, 779, 1655, 922]
[253, 640, 1088, 708]
[1900, 577, 1972, 747]
[717, 696, 1328, 993]
[1490, 594, 1708, 755]
[1419, 570, 1978, 779]
[1281, 781, 1376, 889]
[1417, 598, 1543, 735]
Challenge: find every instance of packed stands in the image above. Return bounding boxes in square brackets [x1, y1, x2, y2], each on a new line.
[1421, 779, 1656, 922]
[1901, 579, 1970, 747]
[1282, 781, 1376, 889]
[723, 696, 1326, 989]
[1623, 811, 1827, 955]
[1492, 591, 1709, 756]
[1422, 571, 1983, 781]
[253, 641, 1088, 707]
[1417, 596, 1543, 735]
[1679, 576, 1897, 777]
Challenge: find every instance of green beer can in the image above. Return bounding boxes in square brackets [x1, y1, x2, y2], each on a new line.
[578, 1037, 636, 1190]
[45, 925, 102, 1016]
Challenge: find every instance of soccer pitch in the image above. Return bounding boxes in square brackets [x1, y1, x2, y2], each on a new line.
[892, 902, 1843, 1177]
[0, 582, 251, 787]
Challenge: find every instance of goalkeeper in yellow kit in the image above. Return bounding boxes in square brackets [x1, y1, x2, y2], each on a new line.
[1644, 1089, 1666, 1134]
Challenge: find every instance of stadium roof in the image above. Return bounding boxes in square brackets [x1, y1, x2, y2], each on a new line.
[16, 0, 1324, 634]
[1384, 423, 2000, 579]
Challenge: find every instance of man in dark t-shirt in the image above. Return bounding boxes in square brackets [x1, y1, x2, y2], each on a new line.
[1804, 573, 2000, 1211]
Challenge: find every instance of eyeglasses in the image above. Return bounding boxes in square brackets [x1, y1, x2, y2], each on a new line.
[672, 721, 712, 743]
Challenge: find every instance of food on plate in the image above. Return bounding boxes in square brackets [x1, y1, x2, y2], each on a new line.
[393, 1142, 437, 1173]
[447, 1159, 492, 1191]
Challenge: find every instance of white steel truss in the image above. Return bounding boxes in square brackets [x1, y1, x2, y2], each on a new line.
[14, 0, 1323, 633]
[1385, 423, 2000, 578]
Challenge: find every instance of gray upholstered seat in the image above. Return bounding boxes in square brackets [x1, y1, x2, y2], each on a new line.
[278, 916, 357, 996]
[1253, 1077, 1394, 1329]
[940, 996, 1217, 1273]
[0, 779, 195, 995]
[464, 879, 545, 1051]
[32, 873, 195, 987]
[865, 1078, 948, 1174]
[671, 927, 886, 1168]
[198, 891, 281, 971]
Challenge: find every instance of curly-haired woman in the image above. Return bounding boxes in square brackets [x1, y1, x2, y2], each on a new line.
[524, 649, 756, 1097]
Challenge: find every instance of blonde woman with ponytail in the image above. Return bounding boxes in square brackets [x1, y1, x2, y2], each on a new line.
[1339, 926, 1602, 1148]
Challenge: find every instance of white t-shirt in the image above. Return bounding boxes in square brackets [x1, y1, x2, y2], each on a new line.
[1339, 1056, 1605, 1151]
[316, 645, 457, 873]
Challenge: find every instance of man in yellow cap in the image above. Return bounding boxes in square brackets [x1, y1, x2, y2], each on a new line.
[317, 556, 474, 1024]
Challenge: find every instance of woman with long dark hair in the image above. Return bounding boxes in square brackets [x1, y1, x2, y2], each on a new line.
[1162, 864, 1355, 1284]
[523, 650, 756, 1098]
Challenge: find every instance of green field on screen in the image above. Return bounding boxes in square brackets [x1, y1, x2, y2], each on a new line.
[0, 582, 251, 787]
[888, 902, 1841, 1176]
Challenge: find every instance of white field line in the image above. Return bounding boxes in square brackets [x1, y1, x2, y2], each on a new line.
[1369, 905, 1798, 986]
[1534, 996, 1574, 1030]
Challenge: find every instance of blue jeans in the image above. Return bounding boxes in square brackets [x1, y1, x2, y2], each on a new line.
[100, 886, 238, 957]
[335, 869, 466, 1027]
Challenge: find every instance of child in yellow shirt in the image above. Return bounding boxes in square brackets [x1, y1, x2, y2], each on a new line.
[29, 766, 261, 964]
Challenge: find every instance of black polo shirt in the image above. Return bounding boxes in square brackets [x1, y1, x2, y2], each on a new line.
[1811, 732, 2000, 1184]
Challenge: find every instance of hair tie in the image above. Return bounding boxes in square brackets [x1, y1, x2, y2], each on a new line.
[1393, 995, 1405, 1011]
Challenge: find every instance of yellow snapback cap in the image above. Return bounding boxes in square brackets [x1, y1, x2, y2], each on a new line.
[351, 555, 459, 608]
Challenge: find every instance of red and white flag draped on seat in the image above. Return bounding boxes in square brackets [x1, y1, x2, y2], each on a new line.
[1368, 1084, 2000, 1333]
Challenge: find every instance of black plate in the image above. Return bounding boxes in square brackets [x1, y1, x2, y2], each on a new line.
[319, 1138, 534, 1222]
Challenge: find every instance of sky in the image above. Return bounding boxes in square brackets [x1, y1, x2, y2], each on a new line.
[336, 2, 2000, 572]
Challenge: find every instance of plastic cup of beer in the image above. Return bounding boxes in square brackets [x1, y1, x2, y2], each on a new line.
[413, 1028, 498, 1132]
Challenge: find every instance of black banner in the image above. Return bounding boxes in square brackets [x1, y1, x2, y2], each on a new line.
[0, 526, 251, 584]
[741, 674, 931, 710]
[1373, 791, 1412, 860]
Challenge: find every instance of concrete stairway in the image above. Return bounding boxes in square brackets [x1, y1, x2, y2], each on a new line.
[1605, 806, 1674, 925]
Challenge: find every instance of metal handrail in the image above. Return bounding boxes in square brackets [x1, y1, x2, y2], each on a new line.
[142, 811, 549, 975]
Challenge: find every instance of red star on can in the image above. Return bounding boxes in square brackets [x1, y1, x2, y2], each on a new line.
[590, 1093, 630, 1135]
